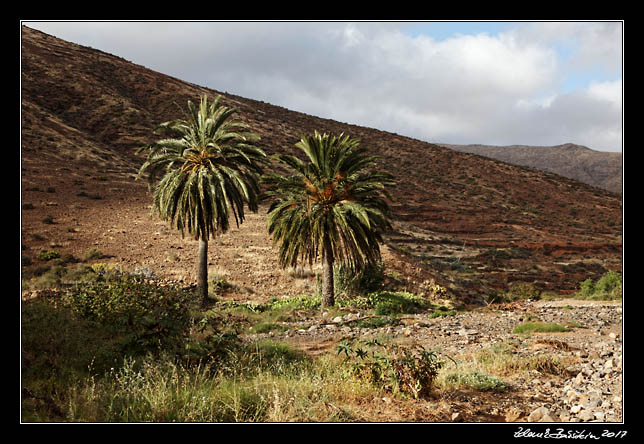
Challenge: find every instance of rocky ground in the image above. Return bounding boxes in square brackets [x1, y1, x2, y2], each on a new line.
[251, 298, 623, 423]
[21, 175, 623, 423]
[21, 26, 624, 424]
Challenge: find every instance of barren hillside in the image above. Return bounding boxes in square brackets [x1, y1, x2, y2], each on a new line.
[20, 26, 622, 305]
[442, 143, 622, 194]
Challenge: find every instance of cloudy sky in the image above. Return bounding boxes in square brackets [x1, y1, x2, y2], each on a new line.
[24, 21, 623, 152]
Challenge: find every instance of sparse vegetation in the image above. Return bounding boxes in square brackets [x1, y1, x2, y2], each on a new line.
[20, 26, 623, 423]
[428, 309, 456, 318]
[575, 270, 622, 300]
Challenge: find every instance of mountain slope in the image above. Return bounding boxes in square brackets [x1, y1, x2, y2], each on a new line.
[20, 26, 622, 304]
[441, 143, 622, 194]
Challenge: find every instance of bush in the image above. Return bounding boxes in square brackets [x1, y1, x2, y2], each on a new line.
[485, 282, 542, 304]
[332, 261, 386, 296]
[36, 250, 61, 261]
[337, 339, 445, 399]
[576, 271, 622, 300]
[22, 299, 124, 380]
[83, 248, 105, 261]
[369, 291, 429, 315]
[505, 282, 541, 301]
[62, 276, 195, 356]
[209, 274, 234, 297]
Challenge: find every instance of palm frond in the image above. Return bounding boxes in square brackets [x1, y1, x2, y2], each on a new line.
[138, 94, 266, 240]
[263, 131, 396, 271]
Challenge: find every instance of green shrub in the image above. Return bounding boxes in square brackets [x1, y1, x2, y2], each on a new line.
[337, 339, 445, 399]
[251, 322, 289, 334]
[209, 274, 234, 297]
[505, 282, 541, 301]
[83, 248, 105, 261]
[576, 271, 622, 300]
[334, 261, 386, 296]
[62, 276, 195, 356]
[36, 250, 61, 261]
[368, 291, 429, 315]
[215, 300, 268, 313]
[22, 297, 139, 384]
[596, 271, 622, 295]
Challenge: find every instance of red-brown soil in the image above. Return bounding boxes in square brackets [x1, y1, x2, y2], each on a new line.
[21, 25, 622, 306]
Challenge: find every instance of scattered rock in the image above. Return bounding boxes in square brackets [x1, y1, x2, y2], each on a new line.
[570, 405, 584, 414]
[578, 410, 595, 422]
[505, 407, 523, 422]
[528, 406, 555, 422]
[245, 299, 622, 423]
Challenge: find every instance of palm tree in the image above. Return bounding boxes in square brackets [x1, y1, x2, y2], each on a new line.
[137, 95, 267, 306]
[262, 131, 396, 308]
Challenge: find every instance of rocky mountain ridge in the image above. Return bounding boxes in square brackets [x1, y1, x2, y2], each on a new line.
[441, 143, 622, 194]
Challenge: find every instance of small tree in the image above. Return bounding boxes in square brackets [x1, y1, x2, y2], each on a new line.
[262, 131, 395, 308]
[138, 95, 267, 306]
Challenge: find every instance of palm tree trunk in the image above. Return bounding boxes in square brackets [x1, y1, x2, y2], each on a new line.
[322, 236, 335, 308]
[198, 238, 209, 307]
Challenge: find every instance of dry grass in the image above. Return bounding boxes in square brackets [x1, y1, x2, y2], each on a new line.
[436, 340, 572, 394]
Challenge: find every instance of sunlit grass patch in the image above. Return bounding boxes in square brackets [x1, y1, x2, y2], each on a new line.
[512, 322, 570, 334]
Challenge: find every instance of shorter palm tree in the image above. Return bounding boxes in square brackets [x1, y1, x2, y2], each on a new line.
[262, 131, 395, 308]
[137, 94, 267, 306]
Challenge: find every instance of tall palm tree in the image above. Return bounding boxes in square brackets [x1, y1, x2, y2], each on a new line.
[137, 94, 267, 306]
[262, 131, 395, 308]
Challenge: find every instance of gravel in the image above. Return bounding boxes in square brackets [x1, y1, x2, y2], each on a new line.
[250, 299, 623, 423]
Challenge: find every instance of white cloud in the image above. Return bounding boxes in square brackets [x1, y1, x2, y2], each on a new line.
[25, 21, 622, 151]
[588, 79, 622, 108]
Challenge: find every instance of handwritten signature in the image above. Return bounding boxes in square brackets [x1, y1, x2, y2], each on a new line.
[514, 427, 627, 440]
